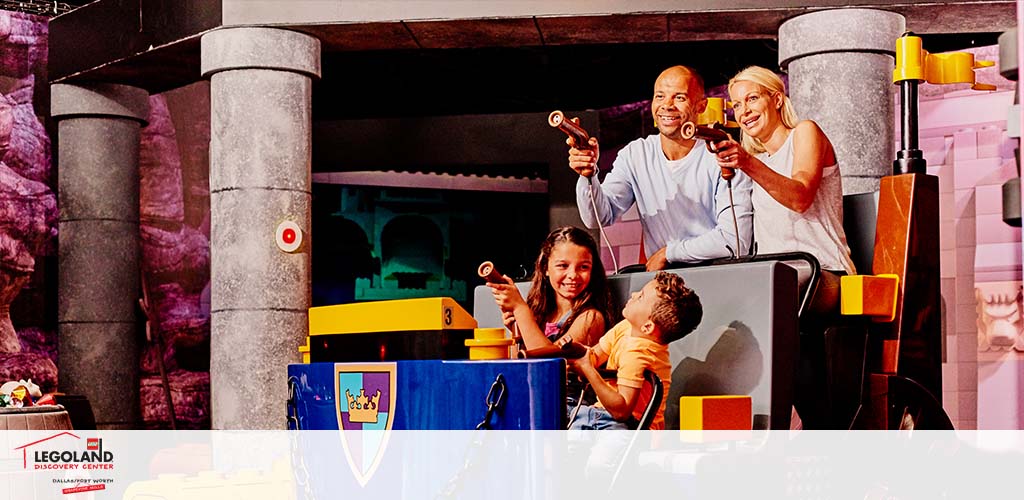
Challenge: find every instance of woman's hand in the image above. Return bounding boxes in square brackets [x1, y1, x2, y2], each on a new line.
[712, 137, 751, 171]
[487, 276, 526, 312]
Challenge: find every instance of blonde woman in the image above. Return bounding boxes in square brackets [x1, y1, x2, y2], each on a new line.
[712, 65, 855, 315]
[713, 65, 856, 429]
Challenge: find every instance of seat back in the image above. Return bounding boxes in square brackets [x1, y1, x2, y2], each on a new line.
[634, 369, 664, 430]
[842, 191, 879, 275]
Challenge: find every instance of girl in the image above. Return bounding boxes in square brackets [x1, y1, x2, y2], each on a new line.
[488, 226, 611, 352]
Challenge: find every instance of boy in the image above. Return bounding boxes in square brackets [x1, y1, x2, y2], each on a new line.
[569, 271, 702, 430]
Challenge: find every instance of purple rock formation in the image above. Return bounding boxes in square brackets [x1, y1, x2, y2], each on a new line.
[17, 326, 56, 362]
[0, 133, 56, 353]
[0, 352, 57, 393]
[3, 76, 51, 185]
[140, 96, 185, 225]
[0, 13, 58, 402]
[0, 12, 47, 79]
[138, 94, 211, 428]
[140, 370, 210, 429]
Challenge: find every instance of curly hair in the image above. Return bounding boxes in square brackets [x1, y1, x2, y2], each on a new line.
[649, 271, 703, 344]
[526, 226, 612, 337]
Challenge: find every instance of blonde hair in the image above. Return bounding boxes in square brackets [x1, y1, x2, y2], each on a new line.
[728, 66, 799, 154]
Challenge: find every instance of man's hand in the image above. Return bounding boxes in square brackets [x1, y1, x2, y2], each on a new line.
[646, 247, 668, 271]
[568, 134, 600, 178]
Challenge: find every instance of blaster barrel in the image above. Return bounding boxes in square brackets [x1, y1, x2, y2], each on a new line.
[681, 121, 730, 143]
[478, 261, 504, 284]
[681, 121, 735, 181]
[548, 111, 592, 150]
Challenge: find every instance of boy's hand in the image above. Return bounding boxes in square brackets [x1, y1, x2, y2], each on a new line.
[568, 346, 593, 373]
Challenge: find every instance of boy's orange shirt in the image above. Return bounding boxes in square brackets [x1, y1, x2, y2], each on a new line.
[594, 319, 672, 429]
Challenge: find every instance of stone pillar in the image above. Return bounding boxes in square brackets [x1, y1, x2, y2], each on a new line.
[779, 9, 906, 195]
[51, 83, 149, 429]
[201, 27, 320, 429]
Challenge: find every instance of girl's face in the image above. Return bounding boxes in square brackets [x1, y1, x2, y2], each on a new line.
[730, 80, 782, 142]
[546, 242, 593, 304]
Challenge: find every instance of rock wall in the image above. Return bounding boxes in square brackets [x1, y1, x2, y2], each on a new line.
[138, 94, 211, 429]
[0, 11, 57, 392]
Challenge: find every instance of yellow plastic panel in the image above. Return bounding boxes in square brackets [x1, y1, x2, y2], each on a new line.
[698, 97, 727, 127]
[309, 297, 477, 335]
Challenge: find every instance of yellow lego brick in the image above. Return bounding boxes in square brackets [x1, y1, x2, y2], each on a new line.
[298, 337, 310, 364]
[841, 274, 899, 322]
[680, 395, 751, 431]
[309, 297, 477, 335]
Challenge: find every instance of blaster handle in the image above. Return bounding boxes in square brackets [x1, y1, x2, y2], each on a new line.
[549, 111, 592, 150]
[681, 121, 735, 181]
[521, 335, 588, 359]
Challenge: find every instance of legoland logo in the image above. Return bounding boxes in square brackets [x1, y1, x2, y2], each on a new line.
[14, 432, 116, 470]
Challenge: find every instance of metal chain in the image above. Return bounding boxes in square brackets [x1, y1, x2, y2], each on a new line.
[476, 374, 506, 430]
[287, 376, 315, 500]
[436, 373, 507, 499]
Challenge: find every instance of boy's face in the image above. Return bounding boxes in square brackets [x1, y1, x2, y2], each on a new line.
[623, 279, 660, 332]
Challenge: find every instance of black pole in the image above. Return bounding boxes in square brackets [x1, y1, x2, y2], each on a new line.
[894, 76, 927, 175]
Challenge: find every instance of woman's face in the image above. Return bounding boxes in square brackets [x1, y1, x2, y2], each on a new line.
[546, 242, 593, 304]
[730, 80, 781, 141]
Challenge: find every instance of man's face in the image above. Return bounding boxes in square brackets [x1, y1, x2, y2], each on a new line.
[650, 69, 707, 139]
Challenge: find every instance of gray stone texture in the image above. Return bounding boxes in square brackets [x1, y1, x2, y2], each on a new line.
[210, 190, 311, 310]
[200, 27, 321, 79]
[56, 119, 143, 221]
[58, 322, 139, 428]
[52, 82, 149, 429]
[210, 309, 307, 429]
[202, 27, 319, 429]
[57, 220, 139, 323]
[779, 9, 905, 195]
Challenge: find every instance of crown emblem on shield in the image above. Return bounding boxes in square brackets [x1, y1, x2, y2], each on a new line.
[345, 388, 381, 423]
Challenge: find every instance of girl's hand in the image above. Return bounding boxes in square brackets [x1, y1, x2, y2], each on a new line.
[712, 137, 751, 171]
[487, 276, 526, 312]
[501, 309, 517, 330]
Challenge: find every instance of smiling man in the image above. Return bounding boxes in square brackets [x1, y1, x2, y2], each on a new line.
[568, 65, 753, 270]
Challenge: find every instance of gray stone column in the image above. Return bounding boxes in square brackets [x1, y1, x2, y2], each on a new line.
[201, 27, 320, 429]
[51, 83, 149, 429]
[779, 9, 906, 194]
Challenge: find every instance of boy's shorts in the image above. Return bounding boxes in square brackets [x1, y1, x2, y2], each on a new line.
[567, 404, 629, 430]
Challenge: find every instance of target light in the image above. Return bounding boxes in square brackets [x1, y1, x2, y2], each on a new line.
[276, 220, 302, 253]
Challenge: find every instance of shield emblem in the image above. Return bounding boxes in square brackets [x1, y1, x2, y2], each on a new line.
[335, 363, 397, 487]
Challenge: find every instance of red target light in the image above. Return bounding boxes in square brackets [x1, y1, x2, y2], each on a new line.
[276, 220, 302, 253]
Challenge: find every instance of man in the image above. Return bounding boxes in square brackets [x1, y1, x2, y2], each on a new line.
[569, 65, 753, 271]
